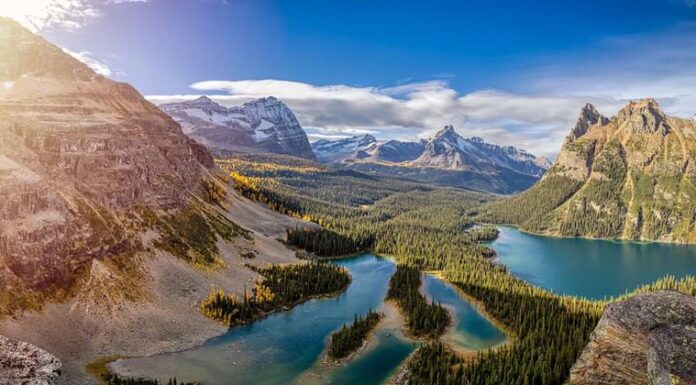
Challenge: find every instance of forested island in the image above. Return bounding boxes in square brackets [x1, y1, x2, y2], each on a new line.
[327, 309, 383, 361]
[387, 266, 450, 339]
[200, 262, 351, 327]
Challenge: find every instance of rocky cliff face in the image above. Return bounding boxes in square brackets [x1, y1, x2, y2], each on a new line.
[569, 291, 696, 385]
[485, 99, 696, 242]
[0, 17, 209, 299]
[0, 335, 61, 385]
[160, 96, 315, 160]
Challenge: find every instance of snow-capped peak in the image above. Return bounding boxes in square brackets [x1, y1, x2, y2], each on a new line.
[158, 96, 315, 159]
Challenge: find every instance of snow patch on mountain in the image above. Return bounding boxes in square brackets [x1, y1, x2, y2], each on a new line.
[159, 96, 315, 159]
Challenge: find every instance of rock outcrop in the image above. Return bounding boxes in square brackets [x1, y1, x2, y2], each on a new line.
[159, 96, 316, 160]
[569, 291, 696, 385]
[0, 17, 208, 300]
[0, 335, 61, 385]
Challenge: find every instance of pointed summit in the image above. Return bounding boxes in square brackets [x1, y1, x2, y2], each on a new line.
[435, 125, 457, 138]
[567, 103, 607, 142]
[617, 98, 669, 136]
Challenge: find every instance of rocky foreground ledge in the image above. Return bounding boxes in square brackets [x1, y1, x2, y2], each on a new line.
[0, 335, 61, 385]
[569, 290, 696, 385]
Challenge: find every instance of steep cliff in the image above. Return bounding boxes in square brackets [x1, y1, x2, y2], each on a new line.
[0, 17, 215, 307]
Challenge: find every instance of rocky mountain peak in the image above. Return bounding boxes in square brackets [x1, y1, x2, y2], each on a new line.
[567, 103, 607, 142]
[435, 125, 458, 139]
[159, 96, 315, 159]
[356, 134, 377, 146]
[616, 98, 670, 136]
[0, 17, 99, 82]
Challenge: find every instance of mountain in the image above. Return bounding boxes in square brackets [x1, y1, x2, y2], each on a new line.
[409, 125, 551, 176]
[0, 16, 210, 294]
[160, 96, 315, 160]
[312, 126, 550, 194]
[312, 134, 379, 163]
[481, 99, 696, 243]
[0, 18, 313, 382]
[569, 291, 696, 385]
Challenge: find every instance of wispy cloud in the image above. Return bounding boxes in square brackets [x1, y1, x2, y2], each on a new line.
[0, 0, 148, 32]
[62, 48, 118, 77]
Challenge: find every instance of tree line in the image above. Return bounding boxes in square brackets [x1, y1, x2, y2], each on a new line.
[104, 373, 200, 385]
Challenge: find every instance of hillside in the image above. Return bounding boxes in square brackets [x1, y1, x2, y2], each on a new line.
[480, 99, 696, 243]
[0, 17, 309, 383]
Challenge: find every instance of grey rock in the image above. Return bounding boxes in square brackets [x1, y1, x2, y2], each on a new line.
[569, 291, 696, 385]
[0, 335, 61, 385]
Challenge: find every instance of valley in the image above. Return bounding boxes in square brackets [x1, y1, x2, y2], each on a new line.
[1, 10, 695, 385]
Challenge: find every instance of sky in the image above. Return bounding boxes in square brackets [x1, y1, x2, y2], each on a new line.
[3, 0, 696, 158]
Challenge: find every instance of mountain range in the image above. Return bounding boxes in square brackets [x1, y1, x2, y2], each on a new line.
[313, 125, 551, 194]
[159, 96, 315, 160]
[481, 98, 696, 243]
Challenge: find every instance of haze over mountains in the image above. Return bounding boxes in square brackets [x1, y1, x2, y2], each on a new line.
[482, 98, 696, 243]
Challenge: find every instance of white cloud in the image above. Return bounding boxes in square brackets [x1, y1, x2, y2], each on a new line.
[148, 24, 696, 160]
[62, 48, 116, 77]
[0, 0, 148, 32]
[149, 80, 612, 159]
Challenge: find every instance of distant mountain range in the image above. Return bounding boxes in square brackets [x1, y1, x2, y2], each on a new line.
[481, 98, 696, 243]
[160, 96, 315, 160]
[313, 125, 551, 194]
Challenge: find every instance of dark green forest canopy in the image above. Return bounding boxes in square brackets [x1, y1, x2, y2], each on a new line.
[216, 154, 696, 385]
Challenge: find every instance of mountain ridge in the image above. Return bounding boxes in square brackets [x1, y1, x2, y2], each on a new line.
[312, 125, 551, 194]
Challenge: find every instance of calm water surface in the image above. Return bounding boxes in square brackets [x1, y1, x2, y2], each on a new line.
[112, 254, 504, 385]
[492, 226, 696, 299]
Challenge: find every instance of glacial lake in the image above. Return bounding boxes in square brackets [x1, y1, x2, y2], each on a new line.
[111, 254, 505, 385]
[492, 226, 696, 299]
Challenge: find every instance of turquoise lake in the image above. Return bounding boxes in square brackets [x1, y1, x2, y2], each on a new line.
[111, 254, 505, 385]
[492, 226, 696, 299]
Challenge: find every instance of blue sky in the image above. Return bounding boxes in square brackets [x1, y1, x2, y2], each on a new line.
[4, 0, 696, 156]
